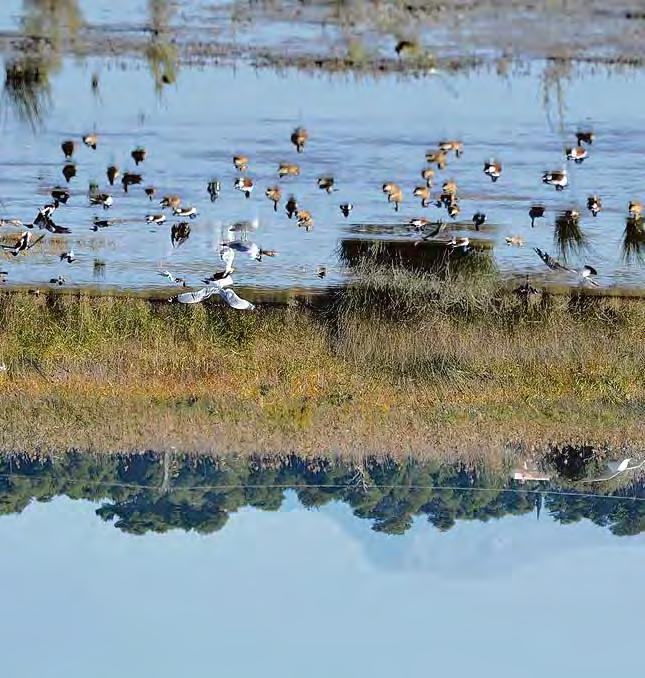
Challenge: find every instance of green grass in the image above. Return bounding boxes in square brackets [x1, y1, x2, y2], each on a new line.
[1, 266, 645, 457]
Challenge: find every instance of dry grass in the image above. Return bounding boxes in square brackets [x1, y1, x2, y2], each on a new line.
[1, 268, 644, 458]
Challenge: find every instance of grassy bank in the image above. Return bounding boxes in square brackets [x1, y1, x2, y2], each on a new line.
[1, 265, 644, 457]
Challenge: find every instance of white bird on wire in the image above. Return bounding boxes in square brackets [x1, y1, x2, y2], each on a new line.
[578, 458, 645, 483]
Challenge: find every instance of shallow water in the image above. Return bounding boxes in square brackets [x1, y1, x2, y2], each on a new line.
[2, 55, 645, 294]
[0, 452, 643, 677]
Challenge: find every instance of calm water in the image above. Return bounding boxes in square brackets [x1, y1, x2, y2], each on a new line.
[0, 452, 643, 677]
[2, 56, 645, 294]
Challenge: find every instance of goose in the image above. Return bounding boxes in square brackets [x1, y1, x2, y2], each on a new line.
[628, 201, 643, 219]
[394, 39, 418, 56]
[208, 179, 221, 202]
[472, 212, 486, 231]
[421, 167, 435, 187]
[317, 176, 335, 193]
[1, 232, 44, 256]
[122, 172, 142, 193]
[107, 165, 120, 186]
[51, 187, 70, 204]
[483, 159, 502, 182]
[265, 186, 282, 211]
[60, 249, 75, 263]
[291, 127, 308, 153]
[438, 140, 463, 157]
[131, 147, 147, 165]
[542, 170, 568, 190]
[173, 206, 198, 219]
[234, 177, 254, 198]
[340, 203, 353, 218]
[92, 217, 115, 231]
[447, 201, 460, 219]
[587, 195, 602, 217]
[160, 195, 181, 210]
[413, 185, 431, 207]
[82, 133, 98, 149]
[426, 149, 447, 169]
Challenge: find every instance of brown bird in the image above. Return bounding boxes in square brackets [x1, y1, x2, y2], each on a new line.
[483, 159, 502, 182]
[82, 134, 98, 149]
[587, 195, 602, 217]
[566, 146, 587, 164]
[61, 140, 75, 159]
[296, 209, 314, 231]
[234, 176, 254, 198]
[529, 205, 545, 227]
[285, 195, 298, 219]
[394, 39, 419, 56]
[265, 186, 282, 211]
[160, 195, 181, 210]
[426, 149, 447, 170]
[62, 164, 76, 183]
[629, 201, 643, 219]
[122, 172, 142, 193]
[278, 163, 300, 178]
[576, 130, 594, 146]
[442, 179, 458, 197]
[171, 222, 191, 248]
[145, 186, 156, 201]
[291, 127, 308, 153]
[447, 201, 460, 219]
[233, 155, 249, 172]
[131, 147, 147, 165]
[317, 176, 335, 193]
[389, 186, 403, 212]
[106, 165, 120, 186]
[382, 182, 399, 195]
[421, 167, 435, 187]
[413, 185, 431, 208]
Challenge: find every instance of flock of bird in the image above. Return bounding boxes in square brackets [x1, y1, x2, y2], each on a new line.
[1, 124, 644, 306]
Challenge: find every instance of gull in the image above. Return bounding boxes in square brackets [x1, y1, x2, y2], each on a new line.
[448, 236, 470, 252]
[220, 245, 235, 274]
[160, 270, 186, 286]
[226, 240, 277, 262]
[1, 232, 44, 256]
[578, 458, 645, 483]
[60, 249, 75, 263]
[171, 279, 255, 310]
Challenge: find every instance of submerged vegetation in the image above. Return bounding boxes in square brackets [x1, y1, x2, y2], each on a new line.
[1, 263, 644, 455]
[1, 451, 644, 537]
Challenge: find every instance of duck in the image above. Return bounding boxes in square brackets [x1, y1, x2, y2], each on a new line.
[171, 222, 191, 248]
[62, 163, 76, 183]
[529, 204, 545, 227]
[542, 169, 568, 191]
[505, 235, 524, 246]
[146, 214, 166, 224]
[107, 165, 120, 186]
[208, 179, 221, 202]
[233, 155, 249, 172]
[421, 167, 435, 187]
[566, 146, 587, 164]
[82, 133, 98, 149]
[145, 186, 156, 201]
[90, 193, 113, 209]
[514, 275, 540, 300]
[340, 203, 353, 218]
[291, 127, 309, 153]
[628, 201, 643, 219]
[61, 140, 75, 159]
[448, 236, 470, 252]
[34, 202, 59, 227]
[394, 39, 419, 56]
[439, 140, 463, 157]
[426, 149, 447, 169]
[173, 206, 198, 219]
[317, 176, 335, 193]
[160, 271, 187, 286]
[131, 147, 147, 165]
[409, 217, 430, 231]
[265, 186, 282, 211]
[587, 195, 602, 217]
[483, 159, 502, 182]
[316, 266, 327, 279]
[60, 248, 75, 263]
[576, 130, 594, 146]
[234, 177, 254, 198]
[92, 216, 115, 231]
[441, 179, 458, 198]
[413, 185, 431, 207]
[296, 209, 314, 231]
[285, 195, 298, 219]
[122, 172, 143, 193]
[579, 265, 599, 286]
[160, 195, 181, 210]
[447, 201, 460, 219]
[225, 241, 278, 261]
[49, 276, 66, 286]
[278, 162, 300, 178]
[472, 212, 486, 231]
[51, 187, 70, 204]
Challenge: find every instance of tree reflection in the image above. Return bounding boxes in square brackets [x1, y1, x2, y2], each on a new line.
[146, 0, 179, 94]
[1, 450, 644, 538]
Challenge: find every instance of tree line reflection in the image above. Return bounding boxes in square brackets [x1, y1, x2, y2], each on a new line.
[0, 451, 643, 537]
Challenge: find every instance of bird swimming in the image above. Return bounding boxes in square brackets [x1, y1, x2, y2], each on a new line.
[542, 169, 568, 190]
[208, 179, 221, 202]
[51, 187, 70, 204]
[107, 165, 120, 186]
[296, 210, 314, 231]
[285, 195, 298, 219]
[421, 167, 435, 187]
[61, 140, 75, 159]
[60, 249, 75, 263]
[145, 186, 156, 201]
[146, 214, 166, 224]
[340, 203, 353, 218]
[291, 127, 308, 153]
[529, 204, 545, 227]
[122, 172, 143, 193]
[89, 193, 113, 209]
[82, 134, 98, 150]
[472, 212, 486, 231]
[483, 159, 502, 182]
[587, 195, 602, 217]
[233, 155, 249, 172]
[171, 222, 191, 248]
[173, 206, 198, 218]
[265, 186, 282, 211]
[566, 146, 587, 164]
[62, 164, 76, 183]
[278, 163, 300, 178]
[234, 177, 254, 198]
[317, 176, 335, 193]
[131, 147, 147, 165]
[505, 235, 524, 246]
[160, 195, 181, 210]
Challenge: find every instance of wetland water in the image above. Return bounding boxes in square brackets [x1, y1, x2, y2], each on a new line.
[3, 57, 645, 294]
[1, 453, 644, 677]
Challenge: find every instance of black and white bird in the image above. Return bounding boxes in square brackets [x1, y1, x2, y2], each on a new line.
[146, 214, 166, 225]
[340, 203, 353, 218]
[60, 249, 75, 263]
[208, 179, 221, 202]
[1, 232, 44, 256]
[173, 206, 198, 219]
[534, 247, 599, 286]
[89, 193, 113, 209]
[472, 212, 486, 231]
[171, 222, 191, 248]
[542, 170, 568, 191]
[223, 241, 277, 262]
[483, 159, 502, 182]
[160, 271, 186, 286]
[51, 187, 70, 204]
[34, 202, 59, 227]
